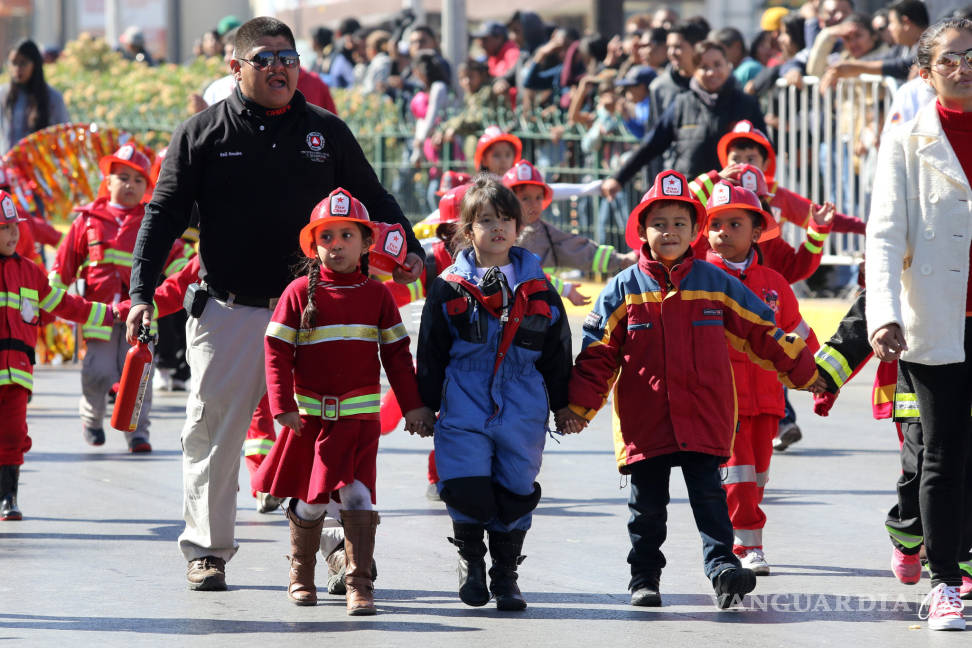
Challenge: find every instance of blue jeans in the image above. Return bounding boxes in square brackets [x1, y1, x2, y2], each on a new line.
[626, 452, 740, 590]
[596, 194, 629, 246]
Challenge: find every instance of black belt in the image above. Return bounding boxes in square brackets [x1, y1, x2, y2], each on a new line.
[0, 338, 36, 365]
[201, 282, 278, 309]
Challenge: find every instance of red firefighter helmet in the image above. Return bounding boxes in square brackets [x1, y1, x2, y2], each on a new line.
[734, 164, 774, 198]
[717, 120, 777, 182]
[299, 188, 379, 258]
[436, 183, 472, 226]
[473, 126, 523, 171]
[150, 147, 167, 186]
[369, 222, 410, 274]
[436, 170, 472, 196]
[0, 190, 25, 224]
[625, 170, 707, 250]
[502, 160, 554, 209]
[701, 180, 779, 242]
[97, 144, 154, 201]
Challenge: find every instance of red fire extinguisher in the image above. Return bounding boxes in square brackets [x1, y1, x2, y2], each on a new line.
[111, 326, 154, 432]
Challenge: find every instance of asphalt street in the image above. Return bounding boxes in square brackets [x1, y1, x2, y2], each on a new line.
[0, 303, 959, 647]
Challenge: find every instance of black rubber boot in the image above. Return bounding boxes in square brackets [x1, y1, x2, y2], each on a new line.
[487, 529, 527, 611]
[630, 572, 662, 607]
[0, 465, 22, 521]
[712, 565, 756, 609]
[447, 523, 490, 606]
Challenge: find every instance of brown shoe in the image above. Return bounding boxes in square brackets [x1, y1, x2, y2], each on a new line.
[341, 509, 380, 615]
[286, 499, 324, 606]
[187, 556, 227, 591]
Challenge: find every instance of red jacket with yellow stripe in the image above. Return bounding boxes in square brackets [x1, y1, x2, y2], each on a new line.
[706, 250, 820, 418]
[0, 252, 113, 392]
[569, 248, 818, 470]
[264, 265, 422, 420]
[49, 198, 183, 340]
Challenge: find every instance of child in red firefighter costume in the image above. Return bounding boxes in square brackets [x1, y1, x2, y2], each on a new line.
[416, 174, 575, 611]
[689, 122, 855, 283]
[0, 191, 115, 520]
[700, 180, 820, 575]
[475, 126, 522, 177]
[50, 145, 180, 452]
[565, 170, 819, 609]
[253, 188, 428, 614]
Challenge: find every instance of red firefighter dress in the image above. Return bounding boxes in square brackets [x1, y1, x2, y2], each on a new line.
[254, 264, 422, 504]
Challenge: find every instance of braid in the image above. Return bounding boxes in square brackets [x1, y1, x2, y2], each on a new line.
[300, 261, 320, 330]
[360, 252, 370, 276]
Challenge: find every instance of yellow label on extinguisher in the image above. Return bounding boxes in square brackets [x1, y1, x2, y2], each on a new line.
[127, 359, 154, 431]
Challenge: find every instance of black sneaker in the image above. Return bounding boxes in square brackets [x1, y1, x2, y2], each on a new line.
[713, 566, 757, 609]
[129, 437, 152, 453]
[187, 556, 227, 591]
[631, 586, 662, 607]
[83, 426, 105, 446]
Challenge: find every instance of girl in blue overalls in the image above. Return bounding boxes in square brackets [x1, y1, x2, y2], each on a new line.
[416, 173, 576, 611]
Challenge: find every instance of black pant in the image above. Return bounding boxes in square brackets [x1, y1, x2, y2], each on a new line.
[900, 320, 972, 586]
[887, 421, 972, 571]
[154, 310, 190, 381]
[626, 452, 739, 591]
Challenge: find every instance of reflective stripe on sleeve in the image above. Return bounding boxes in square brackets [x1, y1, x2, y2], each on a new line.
[723, 464, 757, 485]
[266, 321, 298, 345]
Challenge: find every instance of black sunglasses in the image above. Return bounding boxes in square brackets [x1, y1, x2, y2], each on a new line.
[237, 49, 300, 70]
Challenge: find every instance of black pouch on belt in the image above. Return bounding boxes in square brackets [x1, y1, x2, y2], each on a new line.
[183, 282, 210, 318]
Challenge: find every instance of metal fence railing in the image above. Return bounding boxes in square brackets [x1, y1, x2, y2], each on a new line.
[769, 74, 898, 264]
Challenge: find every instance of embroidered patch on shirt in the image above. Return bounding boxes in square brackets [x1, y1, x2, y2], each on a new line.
[583, 311, 603, 333]
[702, 308, 723, 316]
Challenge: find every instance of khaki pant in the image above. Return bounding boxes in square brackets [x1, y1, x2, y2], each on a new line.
[178, 298, 272, 563]
[79, 322, 152, 443]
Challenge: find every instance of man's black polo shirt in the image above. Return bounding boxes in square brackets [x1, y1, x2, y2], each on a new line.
[130, 87, 421, 305]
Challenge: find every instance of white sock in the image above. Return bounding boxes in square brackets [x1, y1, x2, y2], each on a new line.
[338, 480, 373, 511]
[295, 499, 327, 521]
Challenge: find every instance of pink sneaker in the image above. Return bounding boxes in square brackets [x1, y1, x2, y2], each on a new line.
[960, 577, 972, 601]
[919, 583, 966, 631]
[891, 548, 921, 584]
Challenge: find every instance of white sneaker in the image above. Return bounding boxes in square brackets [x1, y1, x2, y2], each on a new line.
[739, 548, 771, 576]
[153, 367, 172, 391]
[919, 583, 966, 631]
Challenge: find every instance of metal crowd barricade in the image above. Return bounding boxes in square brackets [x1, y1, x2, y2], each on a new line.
[770, 74, 898, 265]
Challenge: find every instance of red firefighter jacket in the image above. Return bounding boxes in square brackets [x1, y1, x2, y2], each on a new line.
[49, 198, 181, 340]
[264, 265, 422, 420]
[0, 252, 113, 391]
[569, 247, 818, 470]
[706, 249, 820, 418]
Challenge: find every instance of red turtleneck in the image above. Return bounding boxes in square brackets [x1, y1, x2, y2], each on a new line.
[937, 101, 972, 313]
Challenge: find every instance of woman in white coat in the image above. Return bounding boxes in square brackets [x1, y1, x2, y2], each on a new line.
[866, 17, 972, 632]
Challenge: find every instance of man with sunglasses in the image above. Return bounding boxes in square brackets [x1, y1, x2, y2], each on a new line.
[127, 16, 424, 592]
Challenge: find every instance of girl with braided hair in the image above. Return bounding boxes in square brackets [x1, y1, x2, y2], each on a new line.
[254, 188, 429, 615]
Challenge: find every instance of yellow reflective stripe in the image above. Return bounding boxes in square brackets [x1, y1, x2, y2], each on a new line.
[0, 367, 35, 391]
[164, 256, 189, 277]
[886, 525, 923, 549]
[893, 392, 920, 419]
[243, 438, 275, 456]
[592, 245, 614, 273]
[379, 323, 408, 345]
[266, 321, 298, 345]
[807, 227, 829, 243]
[548, 276, 566, 295]
[297, 324, 379, 345]
[20, 288, 38, 301]
[85, 302, 107, 326]
[294, 392, 381, 418]
[81, 324, 112, 340]
[0, 291, 18, 308]
[406, 280, 425, 302]
[39, 287, 66, 312]
[961, 561, 972, 578]
[295, 393, 322, 416]
[815, 345, 853, 388]
[103, 249, 133, 267]
[804, 239, 824, 254]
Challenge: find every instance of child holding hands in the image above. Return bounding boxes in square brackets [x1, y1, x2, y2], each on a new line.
[253, 188, 429, 615]
[565, 170, 819, 609]
[417, 174, 577, 612]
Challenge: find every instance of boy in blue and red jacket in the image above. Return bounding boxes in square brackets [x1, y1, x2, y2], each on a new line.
[566, 170, 819, 609]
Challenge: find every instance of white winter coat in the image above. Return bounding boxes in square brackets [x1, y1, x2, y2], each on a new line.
[866, 99, 972, 365]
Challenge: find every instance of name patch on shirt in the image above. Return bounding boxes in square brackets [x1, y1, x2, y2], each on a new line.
[583, 311, 603, 333]
[301, 149, 330, 163]
[218, 151, 243, 158]
[702, 308, 722, 316]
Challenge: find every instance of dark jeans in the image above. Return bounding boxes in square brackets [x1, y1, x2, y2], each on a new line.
[781, 388, 796, 426]
[627, 452, 740, 590]
[900, 320, 972, 587]
[155, 310, 190, 381]
[886, 421, 972, 572]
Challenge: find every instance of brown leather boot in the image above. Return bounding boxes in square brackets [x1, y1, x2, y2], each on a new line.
[285, 499, 324, 606]
[341, 509, 380, 615]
